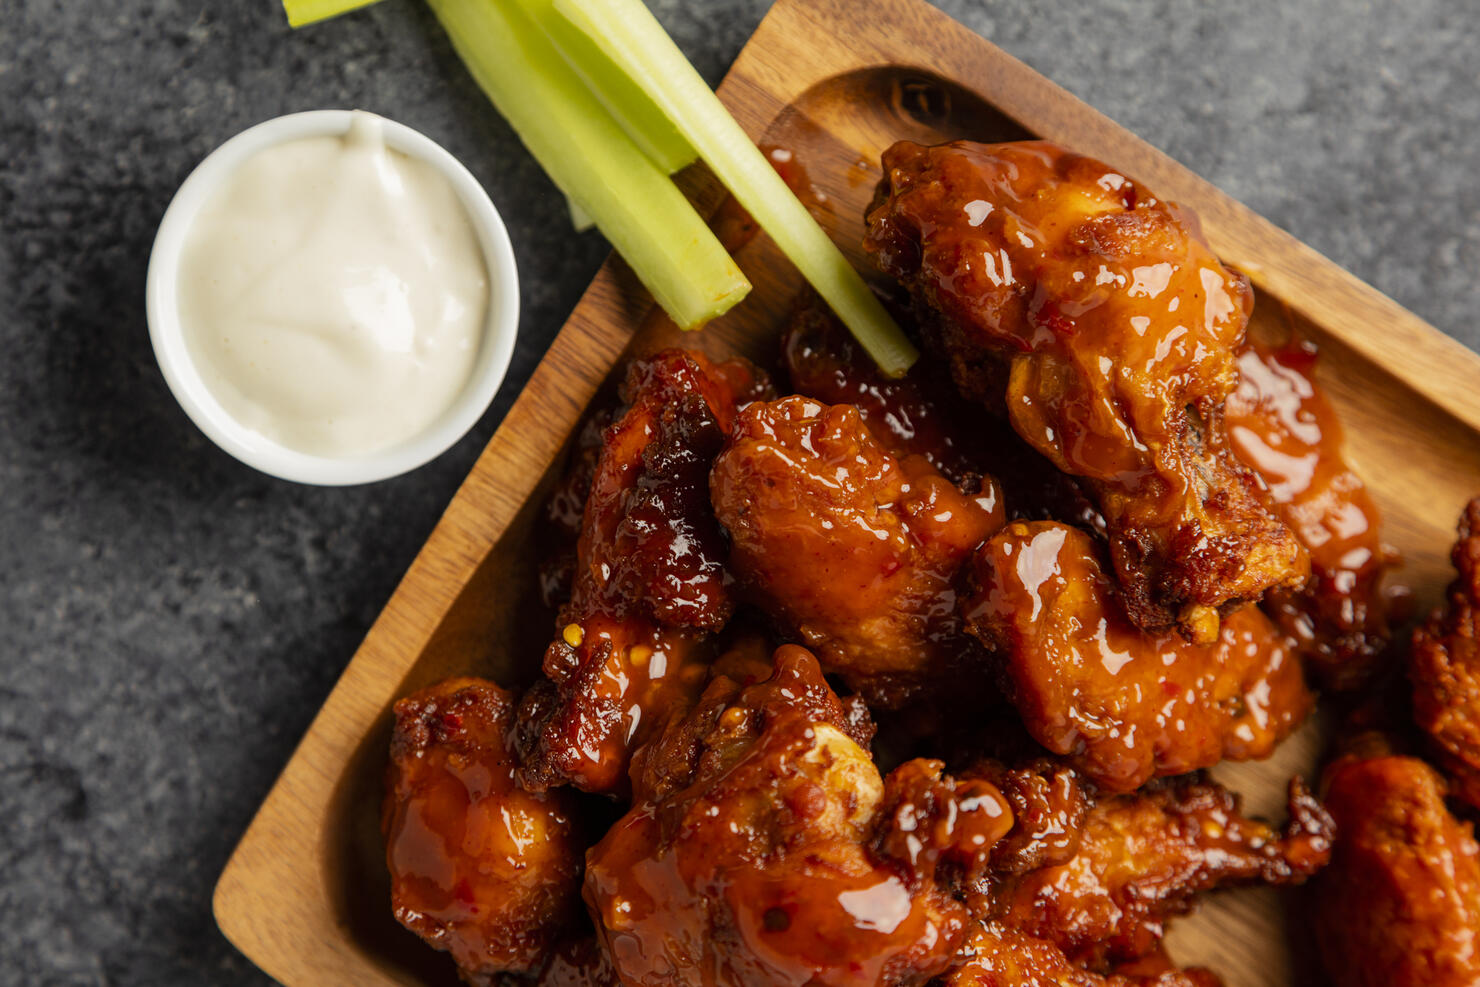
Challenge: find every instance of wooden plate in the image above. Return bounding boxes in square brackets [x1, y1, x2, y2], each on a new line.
[212, 0, 1480, 983]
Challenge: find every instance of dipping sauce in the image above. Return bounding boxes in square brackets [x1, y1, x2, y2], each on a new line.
[177, 111, 489, 457]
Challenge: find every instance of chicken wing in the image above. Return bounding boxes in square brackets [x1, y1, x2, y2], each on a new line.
[1224, 337, 1392, 687]
[1314, 750, 1480, 987]
[781, 290, 1104, 533]
[516, 349, 766, 795]
[585, 645, 1013, 986]
[782, 288, 989, 485]
[1410, 496, 1480, 810]
[864, 139, 1307, 642]
[710, 395, 1004, 706]
[383, 678, 584, 980]
[978, 773, 1333, 969]
[963, 521, 1313, 791]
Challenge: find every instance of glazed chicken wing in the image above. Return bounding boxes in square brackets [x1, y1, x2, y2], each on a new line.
[865, 140, 1307, 642]
[1225, 337, 1392, 687]
[585, 645, 1014, 986]
[782, 290, 1105, 533]
[383, 678, 584, 980]
[1315, 751, 1480, 987]
[516, 349, 765, 794]
[1410, 496, 1480, 809]
[963, 521, 1313, 792]
[782, 288, 988, 485]
[711, 395, 1004, 705]
[979, 773, 1333, 969]
[939, 761, 1325, 985]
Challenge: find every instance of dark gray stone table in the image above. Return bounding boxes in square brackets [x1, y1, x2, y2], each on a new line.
[3, 1, 1476, 984]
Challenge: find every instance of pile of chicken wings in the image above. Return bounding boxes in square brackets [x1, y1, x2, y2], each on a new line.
[380, 140, 1480, 986]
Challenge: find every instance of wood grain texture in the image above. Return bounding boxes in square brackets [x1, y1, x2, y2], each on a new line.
[212, 1, 1480, 984]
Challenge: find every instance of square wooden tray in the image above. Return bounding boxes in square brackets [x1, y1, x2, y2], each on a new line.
[213, 0, 1480, 984]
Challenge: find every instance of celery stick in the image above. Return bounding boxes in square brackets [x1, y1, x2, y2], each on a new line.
[567, 196, 596, 233]
[510, 0, 695, 175]
[555, 0, 919, 376]
[281, 0, 383, 28]
[428, 0, 749, 330]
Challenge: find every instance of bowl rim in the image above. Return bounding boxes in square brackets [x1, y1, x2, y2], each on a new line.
[145, 108, 520, 486]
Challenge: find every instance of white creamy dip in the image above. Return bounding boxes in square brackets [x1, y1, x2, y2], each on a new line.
[176, 111, 489, 457]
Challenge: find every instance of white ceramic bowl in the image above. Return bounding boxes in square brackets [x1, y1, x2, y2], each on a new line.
[145, 109, 519, 485]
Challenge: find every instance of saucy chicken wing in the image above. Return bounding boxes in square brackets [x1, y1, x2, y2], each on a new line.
[938, 759, 1325, 985]
[1225, 337, 1392, 687]
[782, 290, 1105, 534]
[865, 140, 1307, 642]
[979, 774, 1333, 969]
[516, 349, 764, 794]
[711, 395, 1003, 706]
[782, 288, 988, 485]
[1410, 496, 1480, 810]
[1315, 750, 1480, 987]
[585, 645, 1013, 986]
[963, 521, 1313, 792]
[383, 678, 584, 980]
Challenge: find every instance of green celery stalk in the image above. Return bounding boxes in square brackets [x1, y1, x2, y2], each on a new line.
[427, 0, 749, 330]
[567, 197, 596, 233]
[555, 0, 919, 376]
[281, 0, 384, 28]
[510, 0, 695, 175]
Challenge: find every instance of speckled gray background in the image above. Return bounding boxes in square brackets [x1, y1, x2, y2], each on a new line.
[2, 1, 1477, 984]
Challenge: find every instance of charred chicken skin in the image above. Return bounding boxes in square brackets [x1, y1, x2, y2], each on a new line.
[963, 521, 1313, 792]
[383, 677, 584, 980]
[864, 139, 1307, 642]
[516, 349, 765, 795]
[711, 395, 1004, 706]
[1315, 750, 1480, 987]
[585, 645, 1014, 987]
[1225, 337, 1391, 688]
[1410, 496, 1480, 810]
